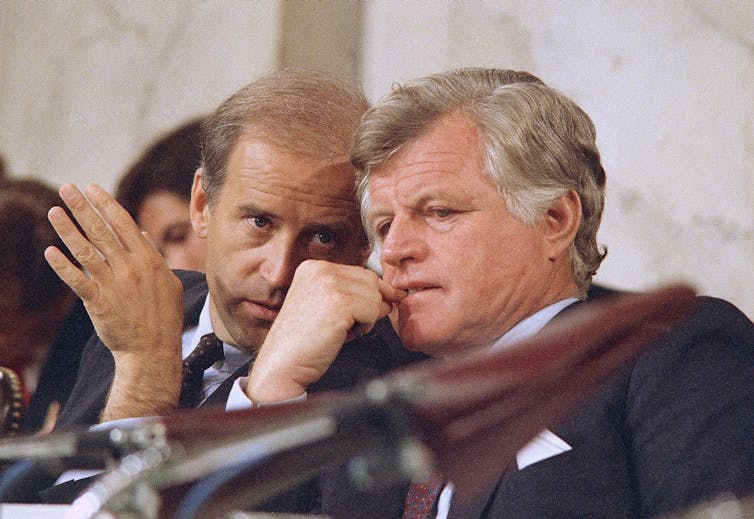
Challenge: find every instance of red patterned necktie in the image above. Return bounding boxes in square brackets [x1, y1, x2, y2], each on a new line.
[403, 472, 445, 519]
[179, 333, 224, 408]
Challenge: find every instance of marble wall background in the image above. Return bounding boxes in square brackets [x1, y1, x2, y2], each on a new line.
[1, 0, 752, 318]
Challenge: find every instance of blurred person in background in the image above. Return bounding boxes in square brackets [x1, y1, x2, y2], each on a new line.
[115, 118, 207, 272]
[0, 177, 92, 432]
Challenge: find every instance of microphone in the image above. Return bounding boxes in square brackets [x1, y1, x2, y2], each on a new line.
[0, 419, 166, 468]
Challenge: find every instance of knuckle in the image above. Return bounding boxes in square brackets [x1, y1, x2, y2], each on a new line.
[67, 274, 95, 301]
[109, 249, 133, 269]
[320, 272, 341, 291]
[66, 194, 89, 213]
[88, 218, 113, 240]
[109, 205, 137, 229]
[364, 268, 380, 284]
[75, 243, 103, 265]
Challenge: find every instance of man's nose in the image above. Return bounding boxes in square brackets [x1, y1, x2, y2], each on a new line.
[380, 217, 426, 268]
[260, 236, 300, 289]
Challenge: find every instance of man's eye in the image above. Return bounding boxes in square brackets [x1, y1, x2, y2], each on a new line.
[313, 231, 334, 245]
[249, 215, 269, 228]
[375, 221, 391, 238]
[430, 208, 451, 218]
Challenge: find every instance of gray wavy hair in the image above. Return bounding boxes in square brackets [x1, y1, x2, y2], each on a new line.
[352, 67, 607, 297]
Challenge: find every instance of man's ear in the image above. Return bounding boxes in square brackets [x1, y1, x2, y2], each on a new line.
[190, 168, 209, 239]
[540, 190, 582, 260]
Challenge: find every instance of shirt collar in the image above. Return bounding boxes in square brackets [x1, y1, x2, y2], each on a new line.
[182, 294, 251, 371]
[492, 298, 579, 351]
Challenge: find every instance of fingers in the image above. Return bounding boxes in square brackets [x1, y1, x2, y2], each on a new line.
[43, 244, 99, 300]
[284, 261, 405, 339]
[57, 183, 124, 257]
[378, 278, 408, 303]
[80, 183, 151, 253]
[53, 183, 164, 272]
[58, 183, 157, 258]
[344, 271, 406, 336]
[47, 204, 111, 280]
[328, 266, 407, 333]
[46, 183, 167, 302]
[358, 278, 405, 330]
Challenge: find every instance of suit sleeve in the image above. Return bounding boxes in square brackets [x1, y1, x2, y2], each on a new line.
[624, 297, 754, 517]
[53, 334, 115, 431]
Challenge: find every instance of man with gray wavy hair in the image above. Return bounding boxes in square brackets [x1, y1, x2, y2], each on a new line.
[311, 68, 752, 517]
[351, 68, 607, 359]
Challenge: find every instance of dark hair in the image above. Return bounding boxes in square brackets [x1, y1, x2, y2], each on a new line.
[116, 118, 204, 221]
[0, 178, 72, 311]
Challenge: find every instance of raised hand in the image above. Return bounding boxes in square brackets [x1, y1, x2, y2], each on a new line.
[44, 183, 184, 420]
[245, 259, 406, 403]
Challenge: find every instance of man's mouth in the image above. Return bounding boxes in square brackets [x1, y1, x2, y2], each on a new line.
[398, 283, 440, 296]
[241, 300, 281, 321]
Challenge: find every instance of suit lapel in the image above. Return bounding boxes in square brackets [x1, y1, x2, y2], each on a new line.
[178, 269, 209, 327]
[448, 468, 511, 519]
[447, 298, 597, 518]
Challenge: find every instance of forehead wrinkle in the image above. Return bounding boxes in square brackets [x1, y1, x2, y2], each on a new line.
[237, 169, 360, 209]
[376, 113, 485, 185]
[371, 157, 471, 206]
[392, 149, 469, 174]
[232, 138, 359, 207]
[373, 147, 477, 200]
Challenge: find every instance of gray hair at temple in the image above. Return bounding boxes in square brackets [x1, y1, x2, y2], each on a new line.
[200, 68, 370, 206]
[352, 67, 607, 297]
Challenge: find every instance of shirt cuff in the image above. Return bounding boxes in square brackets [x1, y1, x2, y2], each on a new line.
[225, 376, 307, 411]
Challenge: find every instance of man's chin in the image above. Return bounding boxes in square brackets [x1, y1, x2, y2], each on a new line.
[397, 324, 446, 358]
[226, 314, 273, 353]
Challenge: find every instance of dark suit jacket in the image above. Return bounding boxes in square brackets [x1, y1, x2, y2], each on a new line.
[20, 298, 93, 432]
[319, 295, 754, 519]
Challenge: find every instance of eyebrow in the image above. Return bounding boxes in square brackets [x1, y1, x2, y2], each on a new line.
[364, 206, 393, 222]
[366, 189, 449, 220]
[235, 201, 271, 216]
